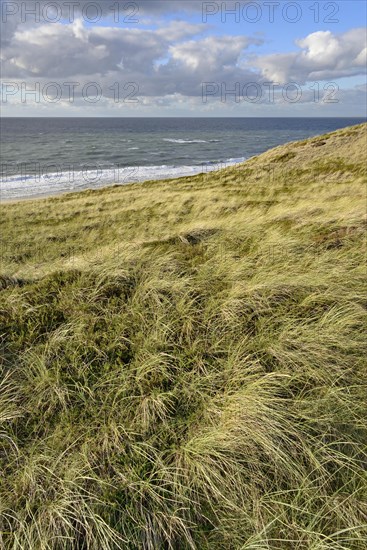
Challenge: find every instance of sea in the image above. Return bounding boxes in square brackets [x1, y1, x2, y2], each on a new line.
[1, 117, 365, 201]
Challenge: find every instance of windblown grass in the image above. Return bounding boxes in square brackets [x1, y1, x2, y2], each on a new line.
[0, 123, 366, 549]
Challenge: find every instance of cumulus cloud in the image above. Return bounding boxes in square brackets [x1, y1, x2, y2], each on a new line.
[0, 0, 207, 46]
[170, 36, 261, 71]
[253, 28, 367, 84]
[1, 1, 366, 114]
[0, 0, 256, 46]
[1, 19, 201, 78]
[1, 15, 263, 98]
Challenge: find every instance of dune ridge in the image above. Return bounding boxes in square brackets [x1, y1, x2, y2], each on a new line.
[0, 123, 366, 549]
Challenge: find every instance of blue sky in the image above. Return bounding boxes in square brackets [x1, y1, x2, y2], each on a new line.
[1, 0, 366, 116]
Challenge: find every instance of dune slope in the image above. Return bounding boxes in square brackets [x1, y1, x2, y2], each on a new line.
[0, 123, 366, 549]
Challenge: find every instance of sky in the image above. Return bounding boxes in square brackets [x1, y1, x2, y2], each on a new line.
[0, 0, 366, 116]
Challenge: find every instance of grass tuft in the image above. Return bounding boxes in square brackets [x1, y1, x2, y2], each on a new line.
[0, 123, 366, 548]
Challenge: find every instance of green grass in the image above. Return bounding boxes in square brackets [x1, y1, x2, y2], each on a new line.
[0, 123, 366, 549]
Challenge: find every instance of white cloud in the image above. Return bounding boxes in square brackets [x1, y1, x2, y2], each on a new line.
[1, 18, 263, 98]
[1, 3, 366, 116]
[254, 28, 367, 84]
[170, 36, 259, 71]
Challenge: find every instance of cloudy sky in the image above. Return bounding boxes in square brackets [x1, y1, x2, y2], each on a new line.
[1, 0, 366, 116]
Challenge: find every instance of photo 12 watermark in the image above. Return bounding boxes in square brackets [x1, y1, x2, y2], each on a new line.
[1, 1, 140, 24]
[201, 1, 340, 24]
[0, 235, 327, 270]
[1, 81, 140, 104]
[202, 81, 339, 104]
[0, 162, 141, 188]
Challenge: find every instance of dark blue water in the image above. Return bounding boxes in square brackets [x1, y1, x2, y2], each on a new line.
[1, 117, 365, 200]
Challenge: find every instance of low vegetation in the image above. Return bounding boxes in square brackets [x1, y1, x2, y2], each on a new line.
[0, 123, 366, 549]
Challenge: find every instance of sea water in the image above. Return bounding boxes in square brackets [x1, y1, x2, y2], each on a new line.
[1, 117, 365, 201]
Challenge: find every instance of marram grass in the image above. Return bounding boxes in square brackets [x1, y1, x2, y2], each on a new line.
[0, 124, 366, 549]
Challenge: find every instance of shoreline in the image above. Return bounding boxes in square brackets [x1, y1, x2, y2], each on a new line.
[1, 0, 366, 539]
[1, 123, 366, 548]
[2, 118, 365, 205]
[1, 122, 365, 207]
[0, 159, 247, 204]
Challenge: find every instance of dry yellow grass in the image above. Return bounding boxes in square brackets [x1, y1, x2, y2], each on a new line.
[0, 123, 366, 549]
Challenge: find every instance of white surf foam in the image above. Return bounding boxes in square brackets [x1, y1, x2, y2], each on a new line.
[163, 139, 208, 144]
[0, 158, 246, 201]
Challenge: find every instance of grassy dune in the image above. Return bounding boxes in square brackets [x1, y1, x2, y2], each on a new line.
[0, 123, 366, 549]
